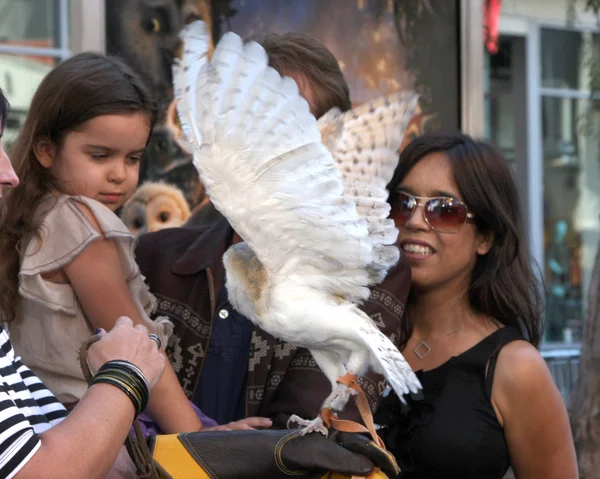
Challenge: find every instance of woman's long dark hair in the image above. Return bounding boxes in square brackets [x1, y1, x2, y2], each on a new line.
[0, 52, 157, 323]
[388, 132, 544, 347]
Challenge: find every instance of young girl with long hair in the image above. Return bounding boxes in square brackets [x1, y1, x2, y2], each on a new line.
[0, 52, 207, 434]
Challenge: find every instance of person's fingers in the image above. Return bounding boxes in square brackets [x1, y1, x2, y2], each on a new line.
[115, 316, 133, 328]
[134, 324, 149, 335]
[148, 334, 162, 350]
[205, 425, 232, 432]
[236, 417, 273, 428]
[229, 423, 255, 430]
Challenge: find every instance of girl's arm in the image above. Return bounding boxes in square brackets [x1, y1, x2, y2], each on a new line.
[62, 204, 203, 434]
[492, 340, 578, 479]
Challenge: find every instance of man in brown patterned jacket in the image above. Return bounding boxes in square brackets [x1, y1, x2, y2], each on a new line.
[135, 32, 411, 429]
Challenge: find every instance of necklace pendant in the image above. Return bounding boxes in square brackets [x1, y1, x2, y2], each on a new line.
[414, 341, 431, 360]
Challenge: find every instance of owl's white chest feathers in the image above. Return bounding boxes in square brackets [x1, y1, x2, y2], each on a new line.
[224, 243, 365, 351]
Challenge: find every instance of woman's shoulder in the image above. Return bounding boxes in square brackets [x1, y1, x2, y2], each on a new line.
[491, 336, 553, 417]
[489, 323, 545, 381]
[497, 336, 546, 369]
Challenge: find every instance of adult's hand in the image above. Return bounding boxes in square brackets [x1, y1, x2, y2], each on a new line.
[204, 417, 273, 431]
[16, 318, 167, 479]
[87, 316, 166, 389]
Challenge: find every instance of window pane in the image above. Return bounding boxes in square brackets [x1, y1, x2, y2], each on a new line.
[541, 28, 600, 91]
[486, 39, 516, 167]
[542, 96, 600, 344]
[0, 53, 57, 149]
[0, 0, 62, 48]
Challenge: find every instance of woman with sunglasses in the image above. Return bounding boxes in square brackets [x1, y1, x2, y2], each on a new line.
[375, 132, 577, 478]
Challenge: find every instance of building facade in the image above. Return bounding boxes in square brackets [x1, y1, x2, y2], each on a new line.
[484, 0, 600, 406]
[486, 0, 599, 348]
[0, 0, 104, 147]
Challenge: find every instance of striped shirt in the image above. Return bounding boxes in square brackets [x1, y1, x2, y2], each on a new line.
[0, 327, 67, 478]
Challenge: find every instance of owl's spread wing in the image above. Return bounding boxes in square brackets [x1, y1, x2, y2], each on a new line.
[318, 92, 419, 189]
[174, 21, 385, 302]
[318, 92, 419, 285]
[173, 20, 211, 153]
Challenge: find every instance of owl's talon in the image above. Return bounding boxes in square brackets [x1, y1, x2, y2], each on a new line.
[287, 414, 329, 437]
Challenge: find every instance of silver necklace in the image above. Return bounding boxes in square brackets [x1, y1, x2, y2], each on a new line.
[413, 327, 462, 360]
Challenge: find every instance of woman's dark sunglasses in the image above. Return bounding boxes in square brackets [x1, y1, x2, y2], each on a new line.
[392, 192, 474, 233]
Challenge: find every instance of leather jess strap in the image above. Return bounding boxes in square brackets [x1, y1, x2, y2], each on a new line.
[320, 373, 395, 479]
[78, 333, 102, 384]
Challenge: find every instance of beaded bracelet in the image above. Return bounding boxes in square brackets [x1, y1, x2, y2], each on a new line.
[91, 360, 151, 416]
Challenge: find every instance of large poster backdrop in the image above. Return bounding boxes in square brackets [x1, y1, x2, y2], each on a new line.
[227, 0, 460, 130]
[105, 0, 460, 209]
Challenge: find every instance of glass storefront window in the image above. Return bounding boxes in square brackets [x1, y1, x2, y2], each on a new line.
[485, 38, 516, 167]
[542, 95, 600, 344]
[0, 0, 63, 48]
[0, 53, 56, 149]
[541, 26, 600, 346]
[541, 28, 583, 90]
[0, 0, 69, 150]
[541, 28, 600, 92]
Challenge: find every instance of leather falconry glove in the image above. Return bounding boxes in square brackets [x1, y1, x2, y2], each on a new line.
[79, 334, 397, 479]
[144, 428, 398, 479]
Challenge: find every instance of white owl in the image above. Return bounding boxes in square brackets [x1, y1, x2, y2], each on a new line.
[173, 20, 421, 436]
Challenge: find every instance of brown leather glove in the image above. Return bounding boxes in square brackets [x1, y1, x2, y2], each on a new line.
[147, 429, 399, 478]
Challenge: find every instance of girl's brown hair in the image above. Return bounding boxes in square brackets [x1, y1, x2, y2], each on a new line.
[0, 52, 157, 322]
[388, 132, 544, 347]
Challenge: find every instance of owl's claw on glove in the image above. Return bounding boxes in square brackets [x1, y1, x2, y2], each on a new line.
[287, 414, 329, 437]
[328, 382, 358, 411]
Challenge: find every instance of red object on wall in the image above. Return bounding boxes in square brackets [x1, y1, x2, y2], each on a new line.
[484, 0, 502, 54]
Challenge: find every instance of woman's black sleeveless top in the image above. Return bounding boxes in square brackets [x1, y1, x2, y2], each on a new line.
[375, 327, 523, 479]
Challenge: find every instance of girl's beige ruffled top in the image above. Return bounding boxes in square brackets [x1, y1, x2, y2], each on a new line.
[9, 194, 172, 405]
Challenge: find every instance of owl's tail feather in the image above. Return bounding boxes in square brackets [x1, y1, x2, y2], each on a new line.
[357, 312, 422, 404]
[321, 372, 401, 478]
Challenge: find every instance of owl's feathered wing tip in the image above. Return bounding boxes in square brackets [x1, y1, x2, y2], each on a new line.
[173, 20, 213, 150]
[319, 90, 420, 191]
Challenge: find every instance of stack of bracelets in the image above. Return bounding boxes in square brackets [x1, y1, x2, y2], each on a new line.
[91, 360, 150, 416]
